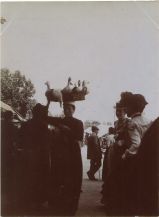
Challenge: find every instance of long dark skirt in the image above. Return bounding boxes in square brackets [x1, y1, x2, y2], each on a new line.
[102, 144, 126, 215]
[49, 140, 82, 216]
[18, 148, 50, 215]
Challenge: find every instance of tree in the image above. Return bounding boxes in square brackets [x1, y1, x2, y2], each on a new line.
[1, 68, 36, 117]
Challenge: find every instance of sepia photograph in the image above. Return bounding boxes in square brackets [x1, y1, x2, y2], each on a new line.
[1, 1, 159, 216]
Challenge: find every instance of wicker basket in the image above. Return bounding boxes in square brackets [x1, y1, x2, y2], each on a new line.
[62, 92, 85, 101]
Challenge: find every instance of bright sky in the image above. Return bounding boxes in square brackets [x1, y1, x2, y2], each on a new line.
[1, 1, 159, 125]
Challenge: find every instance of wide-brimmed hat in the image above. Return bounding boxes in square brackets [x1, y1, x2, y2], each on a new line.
[114, 101, 127, 110]
[132, 94, 148, 106]
[119, 92, 148, 108]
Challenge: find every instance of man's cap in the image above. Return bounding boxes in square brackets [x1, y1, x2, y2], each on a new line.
[32, 103, 47, 116]
[92, 126, 99, 131]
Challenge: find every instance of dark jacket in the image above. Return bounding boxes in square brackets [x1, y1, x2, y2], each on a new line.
[87, 132, 102, 160]
[18, 119, 51, 209]
[47, 116, 84, 215]
[136, 117, 159, 215]
[1, 120, 18, 170]
[1, 120, 18, 213]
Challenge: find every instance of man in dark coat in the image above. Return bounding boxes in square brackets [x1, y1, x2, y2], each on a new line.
[1, 111, 18, 215]
[18, 103, 51, 215]
[47, 101, 84, 216]
[87, 126, 102, 180]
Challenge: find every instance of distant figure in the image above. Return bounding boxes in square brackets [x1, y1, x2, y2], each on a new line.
[47, 101, 84, 216]
[87, 126, 102, 180]
[1, 111, 18, 215]
[106, 127, 115, 147]
[18, 103, 51, 215]
[102, 127, 115, 181]
[84, 132, 89, 145]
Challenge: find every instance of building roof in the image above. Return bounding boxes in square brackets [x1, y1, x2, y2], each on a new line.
[0, 101, 26, 122]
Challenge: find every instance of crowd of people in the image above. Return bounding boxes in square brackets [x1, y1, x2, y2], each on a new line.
[1, 100, 84, 216]
[1, 91, 159, 216]
[86, 91, 159, 215]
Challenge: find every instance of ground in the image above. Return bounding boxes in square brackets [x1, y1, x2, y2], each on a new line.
[76, 145, 106, 216]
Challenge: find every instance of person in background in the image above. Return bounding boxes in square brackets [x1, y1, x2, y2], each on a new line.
[102, 127, 115, 182]
[106, 127, 115, 147]
[47, 101, 84, 216]
[84, 132, 89, 146]
[87, 126, 102, 181]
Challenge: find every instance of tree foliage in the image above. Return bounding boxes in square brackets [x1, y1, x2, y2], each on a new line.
[1, 68, 36, 117]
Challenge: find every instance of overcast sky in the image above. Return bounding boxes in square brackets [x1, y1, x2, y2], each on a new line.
[1, 1, 159, 125]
